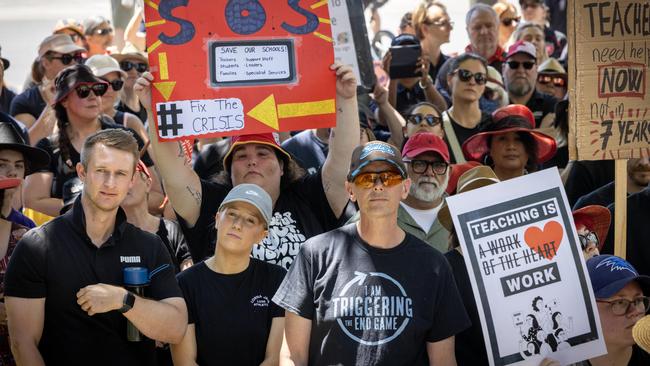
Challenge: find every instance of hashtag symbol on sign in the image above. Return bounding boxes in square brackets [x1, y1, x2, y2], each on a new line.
[157, 103, 183, 137]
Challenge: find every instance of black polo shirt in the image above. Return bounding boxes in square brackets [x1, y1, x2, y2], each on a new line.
[4, 197, 183, 366]
[523, 89, 557, 128]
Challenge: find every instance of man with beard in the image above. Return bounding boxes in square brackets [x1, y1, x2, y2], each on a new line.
[502, 40, 557, 130]
[574, 158, 650, 209]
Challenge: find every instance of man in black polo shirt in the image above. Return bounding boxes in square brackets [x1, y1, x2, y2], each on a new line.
[4, 129, 187, 366]
[502, 40, 557, 129]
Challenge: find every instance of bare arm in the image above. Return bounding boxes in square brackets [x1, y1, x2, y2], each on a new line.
[373, 83, 406, 148]
[426, 336, 457, 366]
[27, 105, 57, 146]
[279, 312, 312, 366]
[321, 63, 360, 218]
[5, 297, 46, 366]
[170, 323, 198, 366]
[23, 172, 63, 217]
[134, 73, 203, 226]
[260, 317, 285, 366]
[13, 114, 36, 130]
[76, 284, 188, 344]
[417, 56, 447, 112]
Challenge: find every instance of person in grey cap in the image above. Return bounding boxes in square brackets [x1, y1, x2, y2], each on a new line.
[83, 16, 114, 57]
[273, 141, 469, 366]
[172, 183, 286, 366]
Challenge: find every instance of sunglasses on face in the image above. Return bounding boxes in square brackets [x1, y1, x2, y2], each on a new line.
[501, 17, 520, 27]
[537, 74, 566, 87]
[405, 160, 448, 175]
[120, 60, 148, 73]
[101, 78, 124, 91]
[406, 114, 442, 126]
[74, 82, 108, 98]
[50, 53, 84, 65]
[452, 69, 487, 85]
[94, 28, 113, 36]
[578, 231, 599, 250]
[353, 171, 404, 189]
[427, 19, 454, 28]
[507, 61, 536, 70]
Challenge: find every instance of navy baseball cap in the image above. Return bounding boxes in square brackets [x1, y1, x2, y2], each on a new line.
[348, 141, 407, 182]
[587, 255, 650, 299]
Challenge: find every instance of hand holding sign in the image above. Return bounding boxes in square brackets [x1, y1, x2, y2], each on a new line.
[333, 62, 357, 100]
[134, 72, 154, 111]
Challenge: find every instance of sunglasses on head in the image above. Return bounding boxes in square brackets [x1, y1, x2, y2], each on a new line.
[501, 17, 520, 27]
[101, 78, 124, 91]
[353, 171, 403, 189]
[578, 231, 599, 250]
[74, 82, 108, 98]
[507, 60, 536, 70]
[120, 60, 148, 73]
[537, 74, 566, 87]
[406, 114, 442, 126]
[49, 53, 84, 65]
[94, 28, 113, 36]
[452, 69, 487, 85]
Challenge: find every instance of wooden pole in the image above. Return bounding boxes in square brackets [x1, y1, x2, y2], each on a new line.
[614, 159, 627, 258]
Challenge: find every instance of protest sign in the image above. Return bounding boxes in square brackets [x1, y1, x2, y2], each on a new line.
[144, 0, 337, 141]
[568, 0, 650, 160]
[446, 169, 606, 366]
[328, 0, 376, 92]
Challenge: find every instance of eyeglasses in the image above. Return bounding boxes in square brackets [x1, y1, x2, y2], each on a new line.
[501, 17, 520, 27]
[120, 60, 148, 73]
[597, 296, 650, 316]
[405, 160, 448, 175]
[74, 82, 108, 98]
[578, 231, 599, 250]
[353, 171, 404, 189]
[537, 74, 566, 87]
[49, 53, 84, 65]
[427, 19, 454, 28]
[101, 78, 124, 91]
[507, 61, 536, 70]
[94, 28, 113, 36]
[406, 114, 442, 127]
[452, 69, 487, 85]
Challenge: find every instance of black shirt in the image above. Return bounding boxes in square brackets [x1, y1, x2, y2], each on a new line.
[116, 100, 147, 125]
[4, 198, 182, 366]
[9, 85, 45, 120]
[35, 119, 154, 199]
[192, 139, 230, 180]
[0, 86, 16, 114]
[445, 111, 492, 163]
[573, 181, 615, 210]
[564, 160, 615, 207]
[177, 259, 285, 366]
[179, 169, 342, 269]
[273, 224, 470, 366]
[522, 90, 557, 129]
[281, 130, 328, 175]
[156, 218, 191, 273]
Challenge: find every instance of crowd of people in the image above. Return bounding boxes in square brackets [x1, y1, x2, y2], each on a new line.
[0, 0, 648, 365]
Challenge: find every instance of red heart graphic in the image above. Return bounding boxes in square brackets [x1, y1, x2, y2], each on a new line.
[524, 221, 564, 260]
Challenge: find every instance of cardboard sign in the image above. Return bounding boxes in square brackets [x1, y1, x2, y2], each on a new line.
[144, 0, 337, 141]
[446, 169, 606, 366]
[568, 1, 650, 160]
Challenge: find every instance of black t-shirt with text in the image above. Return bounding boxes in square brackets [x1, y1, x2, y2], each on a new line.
[179, 170, 341, 269]
[273, 224, 470, 366]
[177, 259, 286, 365]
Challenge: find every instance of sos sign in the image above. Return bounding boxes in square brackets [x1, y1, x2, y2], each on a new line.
[145, 0, 336, 140]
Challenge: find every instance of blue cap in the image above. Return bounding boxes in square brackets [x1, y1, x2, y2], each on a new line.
[587, 255, 650, 299]
[123, 267, 149, 286]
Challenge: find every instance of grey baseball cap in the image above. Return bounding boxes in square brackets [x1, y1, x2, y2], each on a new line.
[219, 184, 272, 227]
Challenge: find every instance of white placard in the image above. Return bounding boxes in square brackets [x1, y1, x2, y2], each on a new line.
[329, 0, 361, 84]
[214, 44, 292, 83]
[155, 98, 245, 139]
[446, 169, 606, 366]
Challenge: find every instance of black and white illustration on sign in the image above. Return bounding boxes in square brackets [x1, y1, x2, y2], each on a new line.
[446, 169, 606, 366]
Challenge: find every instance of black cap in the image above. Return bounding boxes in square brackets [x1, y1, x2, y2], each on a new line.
[60, 177, 83, 215]
[54, 64, 106, 104]
[348, 141, 407, 181]
[0, 122, 50, 175]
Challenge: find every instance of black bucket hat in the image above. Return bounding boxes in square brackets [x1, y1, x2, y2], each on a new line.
[0, 122, 50, 175]
[53, 64, 107, 105]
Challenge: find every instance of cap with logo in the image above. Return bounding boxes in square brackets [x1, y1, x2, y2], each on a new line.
[506, 40, 536, 60]
[348, 141, 407, 182]
[587, 255, 650, 299]
[219, 183, 273, 227]
[38, 34, 86, 60]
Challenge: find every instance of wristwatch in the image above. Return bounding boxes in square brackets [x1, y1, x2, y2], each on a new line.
[118, 291, 136, 313]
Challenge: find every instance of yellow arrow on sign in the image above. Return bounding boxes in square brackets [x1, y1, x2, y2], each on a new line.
[154, 52, 176, 101]
[247, 94, 336, 130]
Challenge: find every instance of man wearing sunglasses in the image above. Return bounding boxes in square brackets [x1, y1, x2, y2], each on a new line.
[536, 58, 567, 100]
[10, 34, 85, 139]
[274, 140, 469, 366]
[503, 40, 557, 130]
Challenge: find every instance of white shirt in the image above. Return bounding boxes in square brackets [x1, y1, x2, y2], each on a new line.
[400, 201, 443, 233]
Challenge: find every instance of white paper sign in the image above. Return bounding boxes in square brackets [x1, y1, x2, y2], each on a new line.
[446, 169, 606, 366]
[155, 98, 245, 139]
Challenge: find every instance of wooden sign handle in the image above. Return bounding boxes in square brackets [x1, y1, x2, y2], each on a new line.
[614, 159, 627, 258]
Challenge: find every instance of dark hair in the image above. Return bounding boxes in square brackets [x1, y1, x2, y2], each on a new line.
[527, 314, 540, 329]
[485, 129, 539, 173]
[551, 311, 562, 329]
[399, 12, 413, 32]
[54, 102, 74, 169]
[405, 101, 442, 118]
[448, 226, 460, 251]
[532, 296, 543, 312]
[80, 129, 139, 172]
[449, 53, 488, 75]
[212, 149, 305, 190]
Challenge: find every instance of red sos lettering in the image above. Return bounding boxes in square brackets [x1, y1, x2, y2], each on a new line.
[158, 0, 319, 45]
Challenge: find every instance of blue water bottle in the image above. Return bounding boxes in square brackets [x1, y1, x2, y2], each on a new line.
[123, 267, 149, 342]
